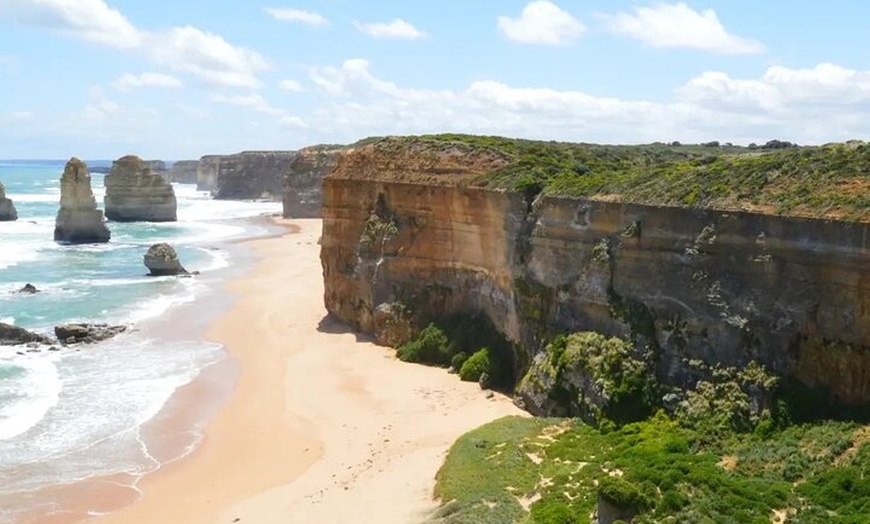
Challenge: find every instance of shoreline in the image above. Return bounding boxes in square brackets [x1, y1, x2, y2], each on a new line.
[78, 217, 524, 524]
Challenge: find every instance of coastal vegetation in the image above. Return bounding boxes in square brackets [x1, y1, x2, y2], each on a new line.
[375, 134, 869, 222]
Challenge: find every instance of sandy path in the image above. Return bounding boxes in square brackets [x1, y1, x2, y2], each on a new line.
[92, 218, 524, 524]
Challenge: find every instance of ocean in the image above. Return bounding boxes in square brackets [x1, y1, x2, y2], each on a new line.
[0, 160, 281, 522]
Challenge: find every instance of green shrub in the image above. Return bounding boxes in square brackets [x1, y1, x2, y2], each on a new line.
[459, 348, 491, 382]
[451, 352, 469, 370]
[396, 323, 450, 365]
[598, 476, 653, 513]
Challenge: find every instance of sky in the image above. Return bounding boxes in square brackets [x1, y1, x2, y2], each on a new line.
[0, 0, 869, 159]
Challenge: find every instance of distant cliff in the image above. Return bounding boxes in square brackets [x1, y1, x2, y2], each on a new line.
[104, 155, 177, 222]
[197, 151, 296, 200]
[166, 160, 199, 184]
[283, 145, 346, 218]
[321, 136, 870, 411]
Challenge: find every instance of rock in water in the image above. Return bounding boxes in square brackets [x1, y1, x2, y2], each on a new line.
[54, 158, 111, 244]
[0, 180, 18, 221]
[166, 160, 199, 184]
[17, 283, 39, 294]
[104, 155, 177, 222]
[0, 322, 52, 345]
[54, 323, 127, 344]
[144, 243, 188, 276]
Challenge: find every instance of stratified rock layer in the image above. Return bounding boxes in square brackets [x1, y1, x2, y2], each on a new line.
[197, 151, 297, 200]
[104, 155, 177, 222]
[54, 158, 111, 244]
[0, 181, 17, 221]
[320, 142, 870, 410]
[283, 145, 345, 218]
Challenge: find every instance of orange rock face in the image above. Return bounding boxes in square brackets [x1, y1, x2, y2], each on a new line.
[321, 142, 870, 408]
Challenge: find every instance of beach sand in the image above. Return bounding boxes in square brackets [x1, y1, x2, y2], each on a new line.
[91, 218, 525, 524]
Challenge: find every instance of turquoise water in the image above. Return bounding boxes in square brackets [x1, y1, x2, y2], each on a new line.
[0, 161, 281, 522]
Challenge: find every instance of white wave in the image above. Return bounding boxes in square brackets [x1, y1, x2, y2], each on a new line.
[0, 359, 62, 441]
[6, 193, 59, 203]
[0, 318, 13, 325]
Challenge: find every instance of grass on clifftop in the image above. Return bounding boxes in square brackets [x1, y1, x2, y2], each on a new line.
[429, 415, 870, 524]
[374, 134, 869, 222]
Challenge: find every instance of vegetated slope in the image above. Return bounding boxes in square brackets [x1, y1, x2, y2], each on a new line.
[362, 135, 869, 222]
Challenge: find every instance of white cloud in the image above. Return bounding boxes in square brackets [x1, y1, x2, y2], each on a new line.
[0, 2, 269, 87]
[147, 26, 269, 88]
[497, 1, 585, 46]
[279, 79, 303, 91]
[264, 7, 329, 26]
[9, 111, 33, 120]
[600, 3, 764, 54]
[0, 0, 143, 49]
[354, 19, 427, 40]
[113, 72, 183, 91]
[211, 93, 307, 127]
[301, 59, 870, 146]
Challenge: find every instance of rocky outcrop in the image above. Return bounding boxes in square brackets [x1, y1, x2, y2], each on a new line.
[17, 283, 38, 294]
[283, 145, 345, 218]
[54, 158, 111, 244]
[54, 323, 126, 345]
[198, 151, 297, 200]
[104, 155, 177, 222]
[144, 243, 188, 276]
[167, 160, 199, 184]
[0, 322, 52, 345]
[0, 181, 17, 221]
[321, 141, 870, 411]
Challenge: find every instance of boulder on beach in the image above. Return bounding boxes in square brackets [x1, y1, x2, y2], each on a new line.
[104, 155, 177, 222]
[54, 158, 111, 244]
[54, 323, 127, 345]
[0, 180, 18, 221]
[0, 322, 52, 345]
[144, 243, 189, 276]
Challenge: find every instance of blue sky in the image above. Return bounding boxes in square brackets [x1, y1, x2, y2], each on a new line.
[1, 1, 869, 159]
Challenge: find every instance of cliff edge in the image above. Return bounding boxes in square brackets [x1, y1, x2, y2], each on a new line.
[321, 135, 870, 412]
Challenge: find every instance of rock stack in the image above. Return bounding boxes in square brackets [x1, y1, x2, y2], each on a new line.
[143, 243, 188, 276]
[0, 181, 17, 221]
[283, 145, 345, 218]
[54, 158, 111, 243]
[104, 155, 177, 222]
[167, 160, 199, 184]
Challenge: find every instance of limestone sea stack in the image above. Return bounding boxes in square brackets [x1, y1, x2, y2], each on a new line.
[166, 160, 199, 184]
[104, 155, 177, 222]
[0, 181, 17, 221]
[54, 158, 111, 244]
[144, 243, 188, 276]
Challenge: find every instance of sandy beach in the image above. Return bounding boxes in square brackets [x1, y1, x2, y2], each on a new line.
[89, 218, 524, 524]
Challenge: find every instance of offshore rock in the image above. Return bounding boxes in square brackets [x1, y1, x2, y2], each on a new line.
[320, 138, 870, 411]
[167, 160, 199, 184]
[199, 151, 297, 200]
[54, 158, 111, 244]
[17, 283, 39, 294]
[283, 145, 345, 218]
[54, 323, 127, 345]
[0, 322, 52, 345]
[104, 155, 177, 222]
[0, 181, 17, 221]
[144, 243, 188, 276]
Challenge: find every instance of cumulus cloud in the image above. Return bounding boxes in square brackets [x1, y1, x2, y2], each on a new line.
[147, 26, 268, 88]
[0, 0, 143, 48]
[264, 7, 329, 26]
[301, 59, 870, 145]
[0, 0, 268, 87]
[497, 1, 585, 46]
[113, 72, 183, 91]
[211, 93, 307, 127]
[279, 79, 303, 91]
[354, 19, 427, 40]
[600, 2, 764, 54]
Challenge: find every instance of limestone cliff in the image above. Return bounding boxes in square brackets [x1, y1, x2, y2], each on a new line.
[54, 158, 111, 243]
[104, 155, 177, 222]
[321, 137, 870, 410]
[167, 160, 199, 184]
[0, 181, 17, 221]
[283, 145, 346, 218]
[197, 151, 297, 200]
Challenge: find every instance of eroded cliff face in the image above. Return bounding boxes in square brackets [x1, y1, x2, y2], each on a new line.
[197, 151, 297, 200]
[282, 145, 346, 218]
[0, 181, 17, 221]
[321, 145, 870, 408]
[104, 155, 177, 222]
[167, 160, 199, 184]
